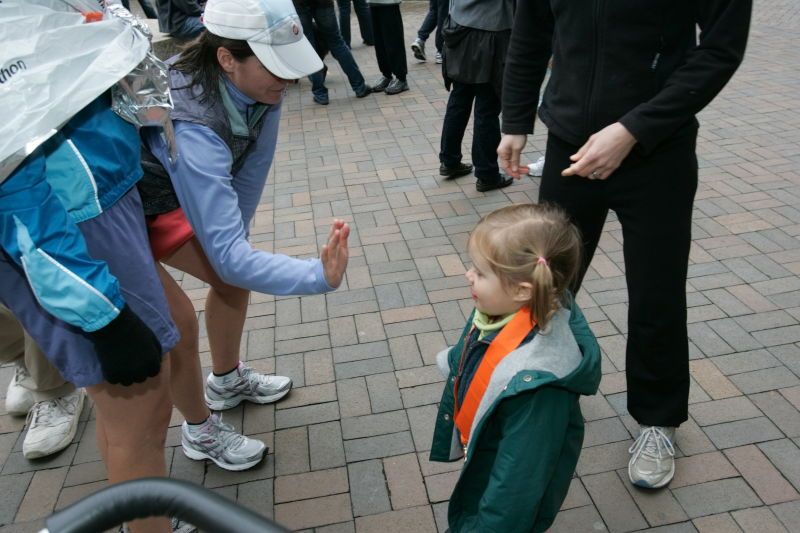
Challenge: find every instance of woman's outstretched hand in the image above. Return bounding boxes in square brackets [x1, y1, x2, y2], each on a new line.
[321, 219, 350, 289]
[561, 122, 637, 180]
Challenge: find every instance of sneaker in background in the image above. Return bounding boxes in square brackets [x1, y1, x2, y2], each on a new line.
[411, 38, 426, 62]
[5, 363, 35, 416]
[23, 389, 85, 459]
[528, 156, 545, 177]
[435, 51, 442, 64]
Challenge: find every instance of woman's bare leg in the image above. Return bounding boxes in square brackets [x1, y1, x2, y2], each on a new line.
[163, 238, 249, 375]
[156, 263, 210, 423]
[87, 360, 172, 533]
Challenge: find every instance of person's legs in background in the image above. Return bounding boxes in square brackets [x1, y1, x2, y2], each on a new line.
[312, 3, 371, 98]
[337, 0, 353, 47]
[169, 16, 204, 40]
[297, 4, 330, 104]
[434, 0, 448, 61]
[472, 83, 512, 191]
[352, 0, 374, 45]
[0, 306, 84, 460]
[439, 81, 475, 177]
[411, 0, 438, 62]
[120, 0, 158, 18]
[370, 4, 394, 91]
[381, 4, 408, 94]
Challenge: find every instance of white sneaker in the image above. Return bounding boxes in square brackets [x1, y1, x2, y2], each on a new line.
[628, 425, 676, 489]
[23, 389, 85, 459]
[527, 156, 546, 177]
[181, 413, 266, 471]
[411, 38, 426, 62]
[205, 362, 292, 411]
[5, 363, 35, 416]
[435, 51, 443, 64]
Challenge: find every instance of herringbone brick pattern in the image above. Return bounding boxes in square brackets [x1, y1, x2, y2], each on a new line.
[1, 2, 799, 531]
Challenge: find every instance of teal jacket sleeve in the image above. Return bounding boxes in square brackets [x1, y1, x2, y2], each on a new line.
[471, 388, 572, 532]
[0, 150, 124, 332]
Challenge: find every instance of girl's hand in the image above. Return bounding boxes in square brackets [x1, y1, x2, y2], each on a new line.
[497, 134, 529, 179]
[561, 122, 637, 180]
[321, 219, 350, 289]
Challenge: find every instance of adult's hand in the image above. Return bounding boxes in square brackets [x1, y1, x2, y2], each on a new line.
[562, 122, 637, 180]
[497, 134, 529, 179]
[321, 219, 350, 289]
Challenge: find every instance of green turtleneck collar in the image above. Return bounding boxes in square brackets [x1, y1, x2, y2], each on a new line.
[472, 310, 517, 340]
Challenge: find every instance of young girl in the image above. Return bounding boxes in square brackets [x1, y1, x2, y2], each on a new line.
[430, 204, 601, 532]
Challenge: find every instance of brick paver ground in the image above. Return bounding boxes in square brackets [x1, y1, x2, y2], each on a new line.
[2, 2, 800, 532]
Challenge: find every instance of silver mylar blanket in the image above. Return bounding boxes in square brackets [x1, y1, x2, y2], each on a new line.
[0, 0, 162, 181]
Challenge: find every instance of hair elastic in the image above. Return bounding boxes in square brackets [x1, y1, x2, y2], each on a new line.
[537, 257, 548, 266]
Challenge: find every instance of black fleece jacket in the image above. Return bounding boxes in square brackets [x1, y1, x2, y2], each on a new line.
[501, 0, 752, 154]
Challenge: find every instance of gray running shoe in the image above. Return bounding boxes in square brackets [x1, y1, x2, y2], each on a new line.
[628, 425, 676, 488]
[205, 362, 292, 411]
[181, 413, 266, 471]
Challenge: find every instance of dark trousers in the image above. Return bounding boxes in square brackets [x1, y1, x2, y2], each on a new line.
[337, 0, 374, 46]
[540, 131, 699, 427]
[296, 2, 367, 96]
[370, 4, 407, 81]
[416, 0, 448, 53]
[440, 82, 501, 183]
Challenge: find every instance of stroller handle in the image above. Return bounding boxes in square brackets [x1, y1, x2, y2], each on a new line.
[42, 477, 289, 533]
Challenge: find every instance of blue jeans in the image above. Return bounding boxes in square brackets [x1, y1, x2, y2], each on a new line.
[296, 3, 368, 96]
[416, 0, 447, 52]
[170, 16, 204, 40]
[337, 0, 374, 46]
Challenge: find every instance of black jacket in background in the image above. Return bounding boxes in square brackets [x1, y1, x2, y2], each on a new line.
[501, 0, 752, 154]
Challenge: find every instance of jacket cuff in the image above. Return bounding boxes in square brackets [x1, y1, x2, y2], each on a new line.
[501, 120, 534, 136]
[313, 260, 335, 293]
[618, 113, 654, 156]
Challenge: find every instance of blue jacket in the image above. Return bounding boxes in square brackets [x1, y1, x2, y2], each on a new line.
[0, 96, 141, 332]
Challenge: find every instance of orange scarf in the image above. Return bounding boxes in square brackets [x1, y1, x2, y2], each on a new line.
[453, 307, 536, 446]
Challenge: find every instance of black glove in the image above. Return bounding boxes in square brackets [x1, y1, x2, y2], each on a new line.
[88, 305, 163, 386]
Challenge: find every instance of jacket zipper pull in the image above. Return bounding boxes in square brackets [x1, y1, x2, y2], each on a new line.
[463, 444, 468, 461]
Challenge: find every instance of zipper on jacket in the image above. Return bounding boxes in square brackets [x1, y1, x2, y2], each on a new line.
[584, 0, 602, 136]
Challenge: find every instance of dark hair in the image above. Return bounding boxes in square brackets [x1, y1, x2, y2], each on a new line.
[172, 31, 255, 102]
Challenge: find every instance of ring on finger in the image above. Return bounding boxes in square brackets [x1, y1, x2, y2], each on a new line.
[590, 169, 601, 179]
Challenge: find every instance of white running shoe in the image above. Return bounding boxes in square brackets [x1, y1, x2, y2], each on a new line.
[205, 362, 292, 411]
[411, 38, 426, 62]
[435, 51, 443, 64]
[527, 156, 546, 177]
[628, 425, 676, 489]
[181, 413, 266, 471]
[5, 363, 35, 416]
[23, 389, 85, 459]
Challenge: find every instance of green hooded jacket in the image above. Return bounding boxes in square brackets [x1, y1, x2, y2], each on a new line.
[429, 300, 601, 532]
